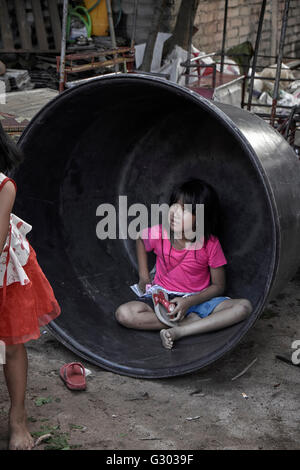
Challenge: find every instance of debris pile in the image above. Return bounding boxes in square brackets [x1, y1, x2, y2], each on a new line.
[249, 62, 300, 116]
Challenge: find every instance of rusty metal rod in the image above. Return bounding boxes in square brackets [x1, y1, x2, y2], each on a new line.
[220, 0, 228, 74]
[106, 0, 119, 72]
[59, 0, 68, 93]
[270, 0, 291, 126]
[246, 102, 296, 109]
[131, 0, 138, 48]
[185, 0, 198, 86]
[247, 0, 266, 111]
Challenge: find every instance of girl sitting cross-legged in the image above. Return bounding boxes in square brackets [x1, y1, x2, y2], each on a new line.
[115, 178, 253, 349]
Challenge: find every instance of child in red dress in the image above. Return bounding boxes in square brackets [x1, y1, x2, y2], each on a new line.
[0, 123, 61, 450]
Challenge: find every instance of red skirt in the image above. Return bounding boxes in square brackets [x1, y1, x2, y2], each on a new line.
[0, 242, 61, 345]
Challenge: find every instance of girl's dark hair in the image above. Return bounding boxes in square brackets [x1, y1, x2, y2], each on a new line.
[0, 121, 24, 172]
[161, 178, 222, 270]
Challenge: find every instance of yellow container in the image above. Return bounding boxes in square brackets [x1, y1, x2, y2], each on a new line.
[84, 0, 109, 36]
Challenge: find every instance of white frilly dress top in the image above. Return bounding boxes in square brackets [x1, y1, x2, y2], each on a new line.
[0, 172, 33, 308]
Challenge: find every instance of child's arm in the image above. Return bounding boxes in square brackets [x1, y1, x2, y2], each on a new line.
[170, 266, 226, 320]
[0, 181, 16, 255]
[184, 266, 226, 308]
[136, 237, 151, 290]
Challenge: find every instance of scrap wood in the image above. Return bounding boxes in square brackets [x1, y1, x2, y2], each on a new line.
[126, 392, 149, 401]
[231, 357, 258, 381]
[139, 437, 162, 441]
[190, 389, 205, 396]
[34, 433, 51, 447]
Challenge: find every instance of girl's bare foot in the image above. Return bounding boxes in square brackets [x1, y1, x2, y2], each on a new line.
[160, 328, 179, 349]
[9, 410, 34, 450]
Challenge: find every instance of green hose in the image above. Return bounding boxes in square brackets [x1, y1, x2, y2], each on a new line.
[67, 1, 122, 42]
[87, 0, 101, 13]
[67, 5, 92, 43]
[87, 0, 122, 29]
[114, 0, 122, 28]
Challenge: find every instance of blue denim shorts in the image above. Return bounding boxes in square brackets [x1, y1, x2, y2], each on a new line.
[185, 296, 231, 318]
[137, 293, 231, 319]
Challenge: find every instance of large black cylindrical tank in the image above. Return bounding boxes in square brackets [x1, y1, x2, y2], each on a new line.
[14, 74, 300, 378]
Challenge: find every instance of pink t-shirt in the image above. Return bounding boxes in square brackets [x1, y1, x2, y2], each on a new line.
[140, 224, 227, 293]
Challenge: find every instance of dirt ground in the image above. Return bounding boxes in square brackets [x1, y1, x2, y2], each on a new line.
[1, 269, 300, 451]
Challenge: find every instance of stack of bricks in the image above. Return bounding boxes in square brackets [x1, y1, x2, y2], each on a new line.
[193, 0, 300, 63]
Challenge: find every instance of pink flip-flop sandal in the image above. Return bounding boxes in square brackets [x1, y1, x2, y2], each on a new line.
[59, 362, 86, 390]
[152, 289, 179, 327]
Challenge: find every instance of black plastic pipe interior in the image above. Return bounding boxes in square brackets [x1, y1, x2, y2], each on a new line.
[14, 74, 300, 378]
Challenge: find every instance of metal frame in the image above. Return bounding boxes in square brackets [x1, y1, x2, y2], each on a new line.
[182, 0, 299, 149]
[56, 47, 135, 90]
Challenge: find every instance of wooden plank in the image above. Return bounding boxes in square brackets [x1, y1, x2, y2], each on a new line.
[65, 57, 134, 73]
[14, 0, 32, 50]
[1, 48, 60, 53]
[47, 0, 61, 50]
[65, 47, 134, 60]
[271, 0, 279, 58]
[0, 0, 14, 50]
[31, 0, 49, 50]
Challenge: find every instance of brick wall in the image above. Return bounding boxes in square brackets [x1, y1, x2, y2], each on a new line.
[113, 0, 300, 65]
[193, 0, 300, 63]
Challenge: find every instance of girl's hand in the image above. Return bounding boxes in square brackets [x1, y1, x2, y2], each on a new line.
[138, 277, 151, 293]
[169, 297, 190, 322]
